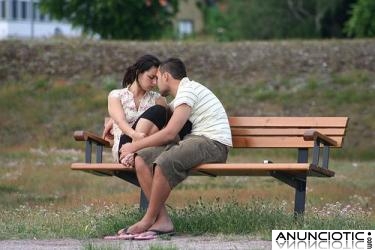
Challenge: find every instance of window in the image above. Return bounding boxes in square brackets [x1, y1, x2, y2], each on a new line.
[12, 0, 18, 20]
[39, 12, 44, 21]
[0, 0, 6, 19]
[178, 20, 193, 37]
[21, 1, 27, 19]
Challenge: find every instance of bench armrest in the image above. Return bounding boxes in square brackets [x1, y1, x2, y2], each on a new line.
[73, 130, 112, 163]
[303, 129, 337, 169]
[73, 130, 111, 147]
[303, 130, 337, 146]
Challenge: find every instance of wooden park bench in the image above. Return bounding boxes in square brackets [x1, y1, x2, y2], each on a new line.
[71, 116, 348, 215]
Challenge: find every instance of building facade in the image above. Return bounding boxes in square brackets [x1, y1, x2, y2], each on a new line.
[0, 0, 81, 39]
[174, 0, 204, 37]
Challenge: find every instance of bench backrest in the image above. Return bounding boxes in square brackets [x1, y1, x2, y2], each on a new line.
[229, 117, 348, 148]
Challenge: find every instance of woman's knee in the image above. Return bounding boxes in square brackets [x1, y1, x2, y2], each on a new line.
[134, 105, 169, 133]
[139, 105, 169, 129]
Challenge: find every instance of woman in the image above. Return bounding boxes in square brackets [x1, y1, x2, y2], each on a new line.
[103, 54, 169, 163]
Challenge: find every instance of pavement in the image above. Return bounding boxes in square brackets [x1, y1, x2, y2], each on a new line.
[0, 235, 272, 250]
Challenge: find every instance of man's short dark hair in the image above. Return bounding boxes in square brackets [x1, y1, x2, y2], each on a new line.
[159, 58, 187, 80]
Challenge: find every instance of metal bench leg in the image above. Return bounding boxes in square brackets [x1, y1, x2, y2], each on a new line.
[294, 176, 306, 216]
[294, 148, 308, 216]
[140, 189, 149, 212]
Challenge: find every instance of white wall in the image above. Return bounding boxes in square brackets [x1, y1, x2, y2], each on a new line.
[0, 22, 7, 39]
[1, 20, 81, 39]
[0, 0, 81, 39]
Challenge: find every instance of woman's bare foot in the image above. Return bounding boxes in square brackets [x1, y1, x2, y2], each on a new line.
[126, 219, 153, 234]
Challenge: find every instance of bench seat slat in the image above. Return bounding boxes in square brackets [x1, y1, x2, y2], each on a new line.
[229, 117, 348, 127]
[231, 128, 346, 136]
[71, 162, 334, 177]
[71, 163, 310, 171]
[232, 136, 343, 148]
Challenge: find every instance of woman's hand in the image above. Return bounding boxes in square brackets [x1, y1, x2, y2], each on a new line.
[102, 118, 114, 141]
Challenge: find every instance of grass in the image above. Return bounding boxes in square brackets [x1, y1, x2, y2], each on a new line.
[0, 148, 374, 240]
[0, 199, 372, 240]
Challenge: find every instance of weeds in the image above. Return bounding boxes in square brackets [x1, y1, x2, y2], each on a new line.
[0, 199, 373, 240]
[0, 149, 374, 240]
[83, 242, 121, 250]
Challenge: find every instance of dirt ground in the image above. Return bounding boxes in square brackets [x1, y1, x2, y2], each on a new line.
[0, 236, 271, 250]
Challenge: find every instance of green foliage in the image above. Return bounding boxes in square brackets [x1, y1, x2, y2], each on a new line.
[199, 2, 228, 41]
[345, 0, 375, 37]
[39, 0, 179, 40]
[202, 0, 354, 40]
[102, 76, 121, 92]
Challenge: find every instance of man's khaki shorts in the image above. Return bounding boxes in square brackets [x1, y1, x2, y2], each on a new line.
[136, 134, 229, 189]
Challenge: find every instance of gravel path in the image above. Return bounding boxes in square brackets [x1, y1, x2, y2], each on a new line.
[0, 236, 271, 250]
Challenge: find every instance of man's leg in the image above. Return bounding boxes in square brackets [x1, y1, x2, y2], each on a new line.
[135, 155, 173, 230]
[126, 157, 173, 234]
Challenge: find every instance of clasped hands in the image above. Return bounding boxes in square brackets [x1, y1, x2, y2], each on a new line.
[119, 131, 146, 167]
[119, 143, 136, 168]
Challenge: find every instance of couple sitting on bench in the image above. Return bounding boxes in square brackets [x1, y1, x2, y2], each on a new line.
[102, 55, 232, 240]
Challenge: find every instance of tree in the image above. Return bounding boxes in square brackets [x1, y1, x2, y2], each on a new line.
[39, 0, 179, 40]
[345, 0, 375, 37]
[320, 0, 357, 38]
[201, 0, 353, 40]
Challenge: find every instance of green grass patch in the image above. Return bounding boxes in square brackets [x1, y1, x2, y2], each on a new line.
[83, 242, 122, 250]
[0, 185, 19, 193]
[0, 149, 374, 240]
[0, 200, 373, 240]
[148, 245, 179, 250]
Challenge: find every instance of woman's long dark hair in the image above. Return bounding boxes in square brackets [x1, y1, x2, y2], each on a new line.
[122, 54, 160, 88]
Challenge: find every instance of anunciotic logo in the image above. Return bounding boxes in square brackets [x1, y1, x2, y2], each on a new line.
[272, 230, 374, 250]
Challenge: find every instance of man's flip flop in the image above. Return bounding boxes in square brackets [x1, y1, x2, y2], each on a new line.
[133, 229, 175, 240]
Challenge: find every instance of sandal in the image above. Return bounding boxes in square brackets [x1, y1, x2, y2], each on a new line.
[133, 229, 175, 240]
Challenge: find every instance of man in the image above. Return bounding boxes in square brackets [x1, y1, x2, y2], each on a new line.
[118, 57, 232, 240]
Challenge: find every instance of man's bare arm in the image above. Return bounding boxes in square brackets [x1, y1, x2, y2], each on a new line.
[119, 104, 192, 158]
